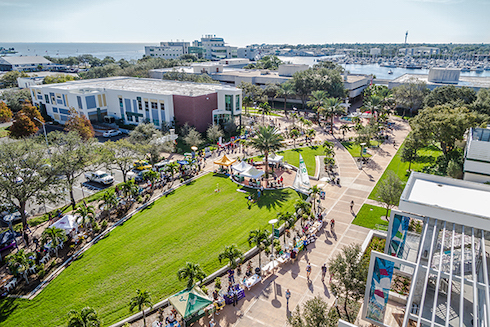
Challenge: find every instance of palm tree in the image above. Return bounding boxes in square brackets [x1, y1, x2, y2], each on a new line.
[129, 289, 152, 327]
[218, 245, 244, 269]
[277, 211, 296, 242]
[41, 226, 66, 257]
[258, 102, 271, 123]
[294, 199, 311, 227]
[99, 189, 118, 217]
[242, 96, 253, 116]
[6, 249, 35, 284]
[143, 170, 158, 188]
[250, 125, 284, 176]
[323, 98, 346, 135]
[177, 262, 206, 289]
[289, 128, 300, 148]
[278, 82, 296, 117]
[165, 161, 179, 185]
[248, 229, 269, 268]
[363, 94, 383, 121]
[121, 179, 139, 200]
[67, 307, 101, 327]
[309, 185, 322, 215]
[339, 124, 351, 140]
[307, 90, 327, 124]
[76, 203, 96, 229]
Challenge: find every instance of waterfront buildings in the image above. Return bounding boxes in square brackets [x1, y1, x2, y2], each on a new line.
[463, 127, 490, 184]
[388, 68, 490, 91]
[28, 76, 242, 132]
[150, 64, 371, 102]
[362, 172, 490, 327]
[144, 41, 190, 59]
[145, 35, 237, 61]
[398, 47, 440, 56]
[0, 56, 64, 72]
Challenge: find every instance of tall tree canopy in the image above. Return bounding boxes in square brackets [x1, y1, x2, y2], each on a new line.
[423, 85, 476, 108]
[410, 104, 478, 156]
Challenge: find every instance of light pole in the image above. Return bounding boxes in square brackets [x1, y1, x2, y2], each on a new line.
[33, 117, 49, 151]
[360, 142, 366, 170]
[269, 218, 278, 259]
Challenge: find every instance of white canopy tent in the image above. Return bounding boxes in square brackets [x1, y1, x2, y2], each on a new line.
[241, 167, 265, 179]
[231, 161, 253, 173]
[51, 215, 79, 235]
[268, 154, 284, 163]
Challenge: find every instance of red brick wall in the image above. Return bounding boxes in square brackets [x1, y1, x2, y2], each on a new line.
[173, 93, 217, 133]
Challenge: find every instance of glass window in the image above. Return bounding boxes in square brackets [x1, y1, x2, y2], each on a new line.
[52, 107, 58, 113]
[127, 115, 133, 122]
[145, 101, 149, 110]
[235, 95, 240, 112]
[160, 102, 165, 110]
[151, 102, 157, 110]
[44, 94, 49, 103]
[138, 100, 143, 110]
[119, 98, 123, 107]
[135, 116, 139, 122]
[225, 95, 232, 111]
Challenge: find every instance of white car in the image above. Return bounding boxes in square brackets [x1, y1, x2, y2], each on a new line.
[103, 130, 122, 138]
[85, 171, 114, 185]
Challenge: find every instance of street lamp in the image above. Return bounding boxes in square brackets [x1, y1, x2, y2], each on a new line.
[269, 218, 278, 259]
[359, 142, 366, 170]
[33, 117, 49, 151]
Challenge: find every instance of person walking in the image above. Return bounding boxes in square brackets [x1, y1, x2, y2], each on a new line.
[350, 200, 354, 211]
[330, 218, 335, 232]
[321, 264, 327, 282]
[285, 289, 291, 306]
[306, 262, 312, 281]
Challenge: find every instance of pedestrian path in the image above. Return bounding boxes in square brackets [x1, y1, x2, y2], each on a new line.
[187, 117, 411, 327]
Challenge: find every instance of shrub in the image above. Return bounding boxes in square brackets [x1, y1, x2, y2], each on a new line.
[101, 220, 108, 230]
[201, 285, 208, 294]
[36, 264, 46, 279]
[93, 222, 101, 233]
[215, 277, 221, 289]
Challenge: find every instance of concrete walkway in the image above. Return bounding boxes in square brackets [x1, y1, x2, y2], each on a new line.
[189, 117, 411, 327]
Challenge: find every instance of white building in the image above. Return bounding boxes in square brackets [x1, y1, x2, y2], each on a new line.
[370, 48, 381, 56]
[29, 76, 242, 133]
[237, 47, 261, 60]
[192, 35, 237, 60]
[144, 41, 190, 59]
[398, 46, 440, 56]
[463, 127, 490, 183]
[0, 56, 64, 72]
[361, 172, 490, 327]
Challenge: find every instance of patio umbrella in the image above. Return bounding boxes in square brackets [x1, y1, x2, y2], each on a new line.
[191, 146, 198, 151]
[177, 160, 189, 165]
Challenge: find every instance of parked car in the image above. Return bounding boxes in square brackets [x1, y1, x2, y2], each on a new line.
[133, 160, 152, 171]
[103, 129, 122, 138]
[134, 170, 150, 183]
[84, 171, 114, 185]
[153, 160, 170, 171]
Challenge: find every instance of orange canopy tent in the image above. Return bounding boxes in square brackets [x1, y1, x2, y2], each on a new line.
[214, 155, 236, 167]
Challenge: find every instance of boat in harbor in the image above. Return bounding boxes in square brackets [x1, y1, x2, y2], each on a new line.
[0, 47, 17, 54]
[405, 64, 422, 69]
[388, 69, 393, 74]
[461, 67, 471, 72]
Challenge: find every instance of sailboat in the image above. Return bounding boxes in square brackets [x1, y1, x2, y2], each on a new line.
[292, 154, 311, 194]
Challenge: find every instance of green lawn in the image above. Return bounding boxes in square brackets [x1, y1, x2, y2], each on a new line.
[246, 108, 282, 117]
[352, 204, 390, 230]
[340, 141, 383, 158]
[1, 174, 301, 327]
[368, 143, 442, 202]
[252, 146, 324, 176]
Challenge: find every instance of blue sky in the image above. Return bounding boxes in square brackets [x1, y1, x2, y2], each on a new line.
[1, 0, 489, 45]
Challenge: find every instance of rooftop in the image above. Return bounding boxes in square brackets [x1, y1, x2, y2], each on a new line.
[0, 56, 52, 65]
[390, 73, 490, 89]
[34, 76, 238, 97]
[400, 172, 490, 229]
